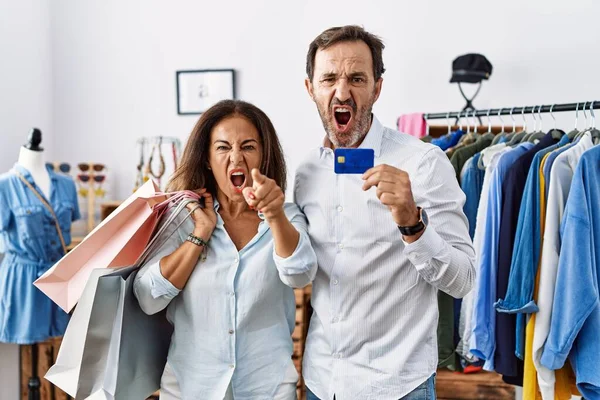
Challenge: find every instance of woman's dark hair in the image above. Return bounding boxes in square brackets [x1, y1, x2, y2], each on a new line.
[168, 100, 287, 195]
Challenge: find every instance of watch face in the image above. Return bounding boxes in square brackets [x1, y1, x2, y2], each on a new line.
[421, 208, 429, 226]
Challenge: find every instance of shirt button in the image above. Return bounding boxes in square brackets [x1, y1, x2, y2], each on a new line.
[228, 292, 235, 296]
[337, 206, 343, 212]
[332, 279, 339, 285]
[228, 329, 234, 334]
[334, 353, 341, 359]
[338, 243, 344, 250]
[332, 317, 338, 323]
[51, 241, 56, 246]
[233, 257, 239, 263]
[229, 364, 235, 369]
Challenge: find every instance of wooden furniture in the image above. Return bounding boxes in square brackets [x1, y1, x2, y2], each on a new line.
[436, 369, 515, 399]
[427, 124, 523, 138]
[20, 338, 69, 400]
[293, 286, 312, 400]
[100, 200, 122, 221]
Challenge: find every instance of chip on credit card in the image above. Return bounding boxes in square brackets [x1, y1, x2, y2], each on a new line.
[334, 148, 374, 174]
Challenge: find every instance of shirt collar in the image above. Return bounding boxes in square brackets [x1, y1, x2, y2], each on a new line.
[319, 114, 384, 158]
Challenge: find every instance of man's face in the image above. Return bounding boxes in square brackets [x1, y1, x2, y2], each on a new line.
[306, 40, 382, 148]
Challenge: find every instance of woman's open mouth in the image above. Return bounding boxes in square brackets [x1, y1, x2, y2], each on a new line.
[229, 169, 247, 192]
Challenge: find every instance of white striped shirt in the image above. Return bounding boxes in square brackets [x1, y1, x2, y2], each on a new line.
[295, 116, 476, 400]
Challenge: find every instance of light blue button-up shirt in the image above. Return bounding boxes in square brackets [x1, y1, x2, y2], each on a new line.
[134, 201, 317, 400]
[541, 145, 600, 399]
[470, 143, 533, 371]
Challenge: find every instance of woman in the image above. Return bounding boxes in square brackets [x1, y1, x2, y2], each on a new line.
[134, 100, 317, 400]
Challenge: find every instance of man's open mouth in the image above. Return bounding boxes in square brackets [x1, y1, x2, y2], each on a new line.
[333, 106, 353, 131]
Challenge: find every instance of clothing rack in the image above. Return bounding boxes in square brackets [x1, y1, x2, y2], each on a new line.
[424, 101, 600, 120]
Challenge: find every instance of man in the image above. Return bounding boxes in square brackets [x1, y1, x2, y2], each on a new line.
[294, 26, 476, 400]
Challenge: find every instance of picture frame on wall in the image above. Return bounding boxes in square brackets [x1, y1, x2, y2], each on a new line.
[176, 69, 236, 115]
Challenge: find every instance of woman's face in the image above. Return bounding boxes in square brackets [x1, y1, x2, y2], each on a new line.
[208, 115, 263, 202]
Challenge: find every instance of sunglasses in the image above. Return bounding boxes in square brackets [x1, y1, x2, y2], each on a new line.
[46, 162, 71, 173]
[78, 163, 105, 172]
[77, 174, 106, 183]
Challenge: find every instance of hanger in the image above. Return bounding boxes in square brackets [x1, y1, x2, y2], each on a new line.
[527, 105, 546, 143]
[574, 101, 591, 140]
[467, 109, 481, 141]
[567, 102, 580, 140]
[479, 108, 494, 141]
[504, 106, 517, 139]
[548, 104, 565, 140]
[588, 101, 600, 144]
[507, 107, 528, 146]
[424, 114, 430, 137]
[491, 108, 508, 145]
[465, 110, 471, 135]
[446, 112, 452, 136]
[521, 106, 528, 133]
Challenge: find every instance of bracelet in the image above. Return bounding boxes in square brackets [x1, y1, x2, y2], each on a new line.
[186, 233, 208, 247]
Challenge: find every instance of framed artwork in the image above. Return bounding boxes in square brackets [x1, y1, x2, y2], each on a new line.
[176, 69, 236, 115]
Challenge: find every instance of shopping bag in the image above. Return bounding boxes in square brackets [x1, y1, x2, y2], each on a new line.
[44, 267, 115, 396]
[45, 198, 196, 399]
[34, 180, 168, 313]
[77, 265, 172, 400]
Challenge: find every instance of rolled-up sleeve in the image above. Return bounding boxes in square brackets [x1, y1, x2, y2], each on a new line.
[403, 147, 476, 299]
[272, 203, 318, 288]
[134, 210, 188, 315]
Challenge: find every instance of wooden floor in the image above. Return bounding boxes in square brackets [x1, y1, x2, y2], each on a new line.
[436, 369, 515, 400]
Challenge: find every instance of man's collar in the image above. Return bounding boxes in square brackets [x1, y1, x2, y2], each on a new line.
[319, 114, 384, 158]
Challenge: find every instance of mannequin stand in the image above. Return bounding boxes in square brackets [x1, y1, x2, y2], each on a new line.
[456, 82, 483, 125]
[27, 343, 40, 400]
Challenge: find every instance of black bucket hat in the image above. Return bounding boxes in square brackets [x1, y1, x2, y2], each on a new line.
[450, 53, 492, 83]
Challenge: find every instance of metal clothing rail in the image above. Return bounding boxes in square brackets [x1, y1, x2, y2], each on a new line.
[424, 101, 600, 120]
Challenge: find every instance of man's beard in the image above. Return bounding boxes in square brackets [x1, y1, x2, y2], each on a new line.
[316, 97, 374, 148]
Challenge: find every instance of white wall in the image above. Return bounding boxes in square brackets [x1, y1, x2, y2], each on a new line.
[49, 0, 600, 200]
[0, 1, 53, 397]
[0, 0, 54, 173]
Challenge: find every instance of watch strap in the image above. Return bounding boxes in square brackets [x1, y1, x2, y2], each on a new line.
[398, 207, 425, 236]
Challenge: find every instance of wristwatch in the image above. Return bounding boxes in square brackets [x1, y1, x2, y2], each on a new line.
[398, 207, 428, 236]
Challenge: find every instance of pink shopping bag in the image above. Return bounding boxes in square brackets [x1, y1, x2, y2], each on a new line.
[33, 180, 172, 313]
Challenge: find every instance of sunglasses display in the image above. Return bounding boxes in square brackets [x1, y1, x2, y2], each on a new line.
[46, 162, 72, 174]
[75, 163, 108, 199]
[78, 163, 105, 172]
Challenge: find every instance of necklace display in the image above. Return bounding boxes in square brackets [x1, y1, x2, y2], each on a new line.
[134, 136, 181, 191]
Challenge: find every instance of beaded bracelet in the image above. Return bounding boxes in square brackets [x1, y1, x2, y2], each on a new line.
[186, 233, 208, 247]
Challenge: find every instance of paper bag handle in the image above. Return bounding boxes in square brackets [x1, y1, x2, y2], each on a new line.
[134, 197, 201, 268]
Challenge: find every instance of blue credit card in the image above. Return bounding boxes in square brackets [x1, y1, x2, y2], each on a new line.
[334, 148, 374, 174]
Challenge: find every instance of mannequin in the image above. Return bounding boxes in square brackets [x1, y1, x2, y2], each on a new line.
[16, 128, 51, 199]
[0, 128, 80, 400]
